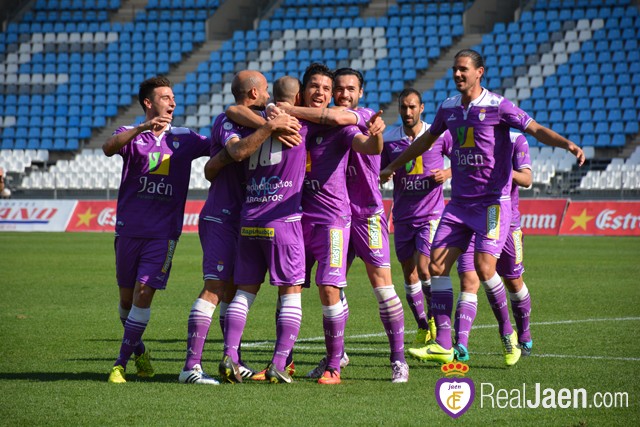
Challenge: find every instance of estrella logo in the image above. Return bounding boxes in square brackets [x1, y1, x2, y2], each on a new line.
[149, 152, 171, 175]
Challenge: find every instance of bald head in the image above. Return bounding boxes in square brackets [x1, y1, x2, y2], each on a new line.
[273, 75, 301, 105]
[231, 70, 265, 102]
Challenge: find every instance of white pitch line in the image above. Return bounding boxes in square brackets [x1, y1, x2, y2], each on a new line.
[243, 317, 640, 362]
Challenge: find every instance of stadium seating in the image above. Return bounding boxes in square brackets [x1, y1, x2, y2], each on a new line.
[1, 0, 639, 193]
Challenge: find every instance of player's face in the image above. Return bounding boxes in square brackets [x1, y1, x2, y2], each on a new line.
[303, 74, 333, 108]
[399, 93, 424, 128]
[333, 75, 362, 109]
[452, 56, 483, 94]
[148, 86, 176, 119]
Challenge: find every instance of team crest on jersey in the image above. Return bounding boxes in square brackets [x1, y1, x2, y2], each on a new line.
[149, 152, 171, 175]
[172, 139, 180, 149]
[478, 109, 486, 122]
[217, 262, 224, 272]
[316, 136, 323, 145]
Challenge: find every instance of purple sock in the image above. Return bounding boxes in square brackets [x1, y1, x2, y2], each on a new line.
[272, 294, 302, 371]
[483, 273, 513, 337]
[223, 291, 254, 363]
[404, 282, 429, 330]
[119, 305, 145, 356]
[509, 284, 532, 342]
[421, 279, 433, 319]
[375, 286, 406, 363]
[454, 292, 478, 348]
[183, 298, 215, 371]
[322, 302, 345, 371]
[115, 306, 150, 368]
[430, 276, 454, 349]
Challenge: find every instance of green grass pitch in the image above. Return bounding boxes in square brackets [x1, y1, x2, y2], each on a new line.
[0, 232, 639, 426]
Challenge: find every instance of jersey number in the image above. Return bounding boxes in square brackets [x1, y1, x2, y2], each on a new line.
[248, 137, 282, 170]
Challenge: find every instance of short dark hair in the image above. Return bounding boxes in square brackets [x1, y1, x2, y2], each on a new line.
[333, 67, 364, 89]
[138, 76, 172, 111]
[398, 88, 423, 106]
[301, 62, 334, 92]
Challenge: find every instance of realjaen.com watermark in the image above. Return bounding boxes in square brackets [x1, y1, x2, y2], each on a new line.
[434, 363, 629, 419]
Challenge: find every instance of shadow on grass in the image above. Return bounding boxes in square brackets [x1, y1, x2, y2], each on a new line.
[0, 372, 181, 383]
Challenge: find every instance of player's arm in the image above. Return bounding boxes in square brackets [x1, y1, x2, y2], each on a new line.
[278, 103, 358, 126]
[226, 104, 301, 148]
[102, 115, 171, 156]
[524, 121, 585, 166]
[351, 111, 385, 154]
[225, 105, 267, 128]
[380, 130, 439, 182]
[512, 167, 532, 188]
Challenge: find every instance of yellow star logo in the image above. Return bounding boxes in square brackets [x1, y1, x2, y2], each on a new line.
[76, 208, 97, 227]
[570, 208, 594, 231]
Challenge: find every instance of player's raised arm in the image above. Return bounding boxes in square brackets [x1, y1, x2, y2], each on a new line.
[380, 130, 439, 183]
[103, 115, 171, 156]
[524, 121, 585, 166]
[278, 102, 358, 126]
[351, 110, 385, 154]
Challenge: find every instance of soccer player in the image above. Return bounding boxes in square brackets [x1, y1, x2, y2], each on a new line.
[452, 131, 533, 363]
[104, 76, 210, 383]
[297, 63, 391, 384]
[381, 49, 584, 365]
[211, 74, 308, 385]
[179, 70, 300, 385]
[279, 66, 408, 383]
[380, 88, 452, 351]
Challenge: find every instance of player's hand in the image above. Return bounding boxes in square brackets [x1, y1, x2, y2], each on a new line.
[569, 143, 585, 166]
[430, 168, 448, 184]
[380, 167, 394, 184]
[275, 131, 302, 148]
[276, 101, 293, 114]
[266, 103, 283, 120]
[268, 113, 301, 134]
[367, 110, 385, 136]
[140, 114, 172, 132]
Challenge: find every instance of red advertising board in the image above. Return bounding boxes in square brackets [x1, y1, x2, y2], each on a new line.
[559, 201, 640, 236]
[67, 200, 206, 233]
[518, 199, 568, 235]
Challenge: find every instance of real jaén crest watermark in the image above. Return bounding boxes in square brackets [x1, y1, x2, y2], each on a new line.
[435, 362, 474, 419]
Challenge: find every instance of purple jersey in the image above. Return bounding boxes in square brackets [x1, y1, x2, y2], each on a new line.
[381, 122, 453, 224]
[510, 132, 531, 228]
[200, 113, 261, 224]
[429, 88, 533, 203]
[241, 124, 308, 221]
[113, 125, 209, 239]
[302, 122, 362, 224]
[346, 108, 384, 217]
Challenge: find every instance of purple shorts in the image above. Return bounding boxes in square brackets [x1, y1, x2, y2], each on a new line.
[347, 213, 391, 268]
[303, 216, 350, 288]
[199, 218, 239, 282]
[456, 237, 475, 274]
[114, 236, 177, 290]
[433, 198, 512, 258]
[496, 226, 525, 279]
[234, 219, 306, 286]
[393, 219, 440, 262]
